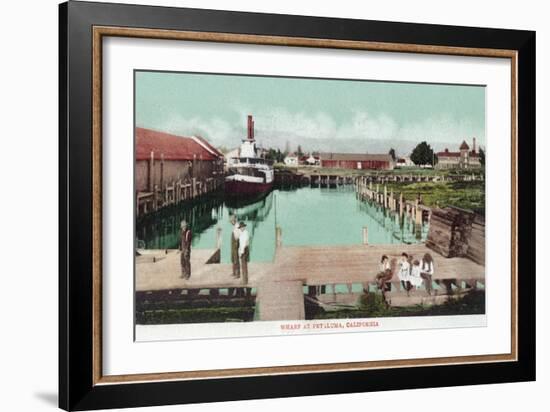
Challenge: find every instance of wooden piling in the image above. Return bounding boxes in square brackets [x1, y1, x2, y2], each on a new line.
[216, 227, 222, 249]
[276, 226, 283, 248]
[415, 206, 423, 226]
[362, 226, 369, 245]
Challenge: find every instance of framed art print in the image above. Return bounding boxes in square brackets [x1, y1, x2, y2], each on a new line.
[59, 1, 535, 410]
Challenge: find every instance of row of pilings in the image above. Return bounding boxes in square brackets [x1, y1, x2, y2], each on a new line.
[355, 176, 431, 228]
[137, 176, 225, 217]
[274, 168, 483, 189]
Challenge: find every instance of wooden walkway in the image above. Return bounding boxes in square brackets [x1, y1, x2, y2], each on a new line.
[136, 244, 484, 290]
[256, 280, 305, 321]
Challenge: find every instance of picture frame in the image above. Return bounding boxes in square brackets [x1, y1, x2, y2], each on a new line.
[59, 1, 535, 410]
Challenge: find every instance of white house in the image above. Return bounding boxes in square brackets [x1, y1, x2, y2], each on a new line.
[305, 154, 320, 166]
[284, 153, 299, 166]
[396, 156, 414, 167]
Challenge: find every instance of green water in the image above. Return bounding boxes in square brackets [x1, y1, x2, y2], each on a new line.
[136, 187, 428, 263]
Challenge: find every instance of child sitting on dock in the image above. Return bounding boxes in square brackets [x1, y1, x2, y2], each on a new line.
[398, 253, 411, 294]
[375, 255, 393, 290]
[409, 259, 423, 289]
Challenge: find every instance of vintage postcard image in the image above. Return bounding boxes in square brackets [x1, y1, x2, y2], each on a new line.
[134, 71, 486, 341]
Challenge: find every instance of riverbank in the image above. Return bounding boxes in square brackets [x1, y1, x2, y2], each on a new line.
[384, 181, 485, 215]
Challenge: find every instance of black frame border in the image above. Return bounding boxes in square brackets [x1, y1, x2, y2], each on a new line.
[59, 1, 535, 410]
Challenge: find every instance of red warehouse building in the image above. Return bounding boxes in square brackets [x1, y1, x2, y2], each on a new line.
[318, 153, 395, 170]
[135, 127, 224, 215]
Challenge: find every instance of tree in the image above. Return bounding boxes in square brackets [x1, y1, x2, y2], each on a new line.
[410, 141, 436, 166]
[265, 148, 278, 161]
[264, 147, 287, 163]
[297, 145, 304, 157]
[388, 148, 396, 161]
[479, 147, 485, 167]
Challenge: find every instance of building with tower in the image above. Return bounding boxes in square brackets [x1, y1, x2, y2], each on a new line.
[435, 138, 482, 169]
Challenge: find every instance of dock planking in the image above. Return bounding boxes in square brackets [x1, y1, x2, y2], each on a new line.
[135, 243, 485, 292]
[256, 280, 305, 321]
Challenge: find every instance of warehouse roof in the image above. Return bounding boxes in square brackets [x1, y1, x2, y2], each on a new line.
[136, 128, 223, 161]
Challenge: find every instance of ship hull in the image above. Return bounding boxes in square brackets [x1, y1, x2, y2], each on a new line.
[224, 179, 273, 197]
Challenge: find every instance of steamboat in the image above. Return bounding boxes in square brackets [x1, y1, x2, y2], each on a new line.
[225, 115, 274, 197]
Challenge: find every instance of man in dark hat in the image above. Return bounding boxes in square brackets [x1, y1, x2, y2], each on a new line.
[179, 220, 192, 279]
[230, 215, 240, 279]
[237, 222, 250, 284]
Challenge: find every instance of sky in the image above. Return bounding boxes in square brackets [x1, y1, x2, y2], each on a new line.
[135, 70, 485, 155]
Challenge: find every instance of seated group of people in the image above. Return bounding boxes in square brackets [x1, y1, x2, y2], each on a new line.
[375, 252, 435, 295]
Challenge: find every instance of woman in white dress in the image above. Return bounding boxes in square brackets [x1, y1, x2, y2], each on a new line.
[398, 253, 411, 292]
[409, 259, 423, 289]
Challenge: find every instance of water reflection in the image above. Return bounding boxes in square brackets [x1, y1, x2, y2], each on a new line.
[136, 186, 428, 263]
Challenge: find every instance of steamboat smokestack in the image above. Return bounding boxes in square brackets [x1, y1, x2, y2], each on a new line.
[473, 137, 477, 154]
[247, 115, 254, 141]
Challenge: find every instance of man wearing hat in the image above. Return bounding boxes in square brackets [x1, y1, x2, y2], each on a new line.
[229, 215, 240, 279]
[179, 220, 192, 279]
[237, 222, 250, 284]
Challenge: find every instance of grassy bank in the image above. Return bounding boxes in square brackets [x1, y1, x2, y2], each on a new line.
[136, 306, 256, 324]
[311, 290, 485, 320]
[385, 181, 485, 215]
[136, 296, 256, 324]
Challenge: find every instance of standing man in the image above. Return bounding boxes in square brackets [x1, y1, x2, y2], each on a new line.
[179, 220, 192, 279]
[230, 215, 240, 279]
[238, 222, 250, 285]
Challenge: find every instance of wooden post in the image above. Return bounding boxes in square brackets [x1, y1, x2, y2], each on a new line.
[399, 193, 404, 217]
[216, 227, 222, 249]
[362, 226, 369, 245]
[160, 153, 165, 193]
[148, 151, 155, 192]
[414, 199, 422, 240]
[383, 185, 387, 208]
[276, 226, 282, 247]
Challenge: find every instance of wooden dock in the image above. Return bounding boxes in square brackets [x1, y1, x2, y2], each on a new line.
[136, 243, 485, 321]
[256, 280, 305, 321]
[136, 244, 484, 292]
